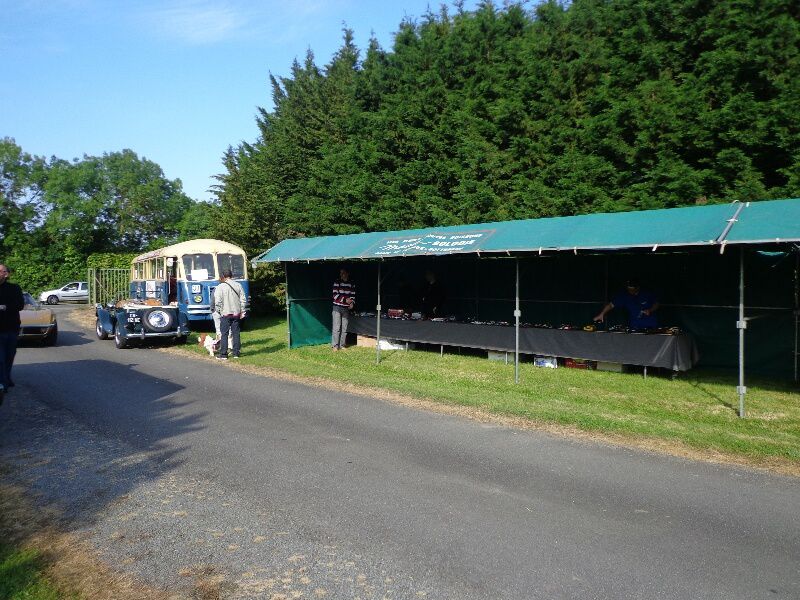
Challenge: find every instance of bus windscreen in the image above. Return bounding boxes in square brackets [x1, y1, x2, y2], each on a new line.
[218, 254, 246, 279]
[183, 254, 216, 280]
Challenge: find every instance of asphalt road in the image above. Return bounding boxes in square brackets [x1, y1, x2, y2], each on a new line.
[1, 309, 798, 599]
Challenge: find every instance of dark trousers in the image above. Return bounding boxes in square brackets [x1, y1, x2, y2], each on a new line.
[0, 330, 18, 389]
[219, 315, 241, 357]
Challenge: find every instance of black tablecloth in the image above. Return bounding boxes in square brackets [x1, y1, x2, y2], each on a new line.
[348, 316, 699, 371]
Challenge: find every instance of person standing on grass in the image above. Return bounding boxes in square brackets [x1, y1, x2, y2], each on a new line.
[332, 267, 355, 351]
[0, 264, 24, 401]
[214, 269, 245, 360]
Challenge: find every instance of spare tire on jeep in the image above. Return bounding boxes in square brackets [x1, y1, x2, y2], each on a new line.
[142, 308, 174, 333]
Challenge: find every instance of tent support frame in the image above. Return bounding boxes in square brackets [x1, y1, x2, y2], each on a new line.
[795, 251, 799, 383]
[515, 258, 520, 384]
[737, 248, 747, 418]
[376, 262, 382, 365]
[285, 268, 291, 349]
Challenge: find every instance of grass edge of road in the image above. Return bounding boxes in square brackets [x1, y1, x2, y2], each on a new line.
[0, 539, 67, 600]
[66, 309, 799, 478]
[0, 479, 184, 600]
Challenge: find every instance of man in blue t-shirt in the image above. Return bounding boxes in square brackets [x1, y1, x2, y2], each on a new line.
[594, 278, 659, 330]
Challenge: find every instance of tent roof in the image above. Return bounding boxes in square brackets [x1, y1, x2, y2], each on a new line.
[724, 197, 800, 244]
[254, 198, 800, 263]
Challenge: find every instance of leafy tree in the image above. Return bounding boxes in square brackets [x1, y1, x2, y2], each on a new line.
[176, 200, 217, 241]
[2, 142, 195, 292]
[0, 138, 42, 252]
[86, 252, 137, 270]
[101, 149, 194, 249]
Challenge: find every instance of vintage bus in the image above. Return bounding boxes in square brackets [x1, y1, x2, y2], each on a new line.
[130, 239, 251, 323]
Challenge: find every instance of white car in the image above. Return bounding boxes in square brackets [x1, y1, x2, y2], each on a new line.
[39, 281, 89, 305]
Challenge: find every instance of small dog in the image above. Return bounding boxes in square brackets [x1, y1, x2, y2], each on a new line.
[197, 333, 218, 357]
[197, 331, 235, 357]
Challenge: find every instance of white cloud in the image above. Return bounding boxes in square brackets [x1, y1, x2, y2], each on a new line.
[140, 0, 350, 46]
[144, 0, 249, 45]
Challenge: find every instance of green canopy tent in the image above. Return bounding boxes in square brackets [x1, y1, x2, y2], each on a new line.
[254, 198, 800, 417]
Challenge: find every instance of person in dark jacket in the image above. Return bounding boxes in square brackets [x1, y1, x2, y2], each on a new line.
[0, 264, 24, 399]
[420, 270, 446, 317]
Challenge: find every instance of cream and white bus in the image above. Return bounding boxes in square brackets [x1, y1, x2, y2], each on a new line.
[130, 238, 250, 324]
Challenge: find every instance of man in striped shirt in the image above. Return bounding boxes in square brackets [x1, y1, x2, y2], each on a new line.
[332, 267, 355, 350]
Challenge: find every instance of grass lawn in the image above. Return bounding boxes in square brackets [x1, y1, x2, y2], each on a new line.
[0, 544, 69, 600]
[185, 315, 800, 474]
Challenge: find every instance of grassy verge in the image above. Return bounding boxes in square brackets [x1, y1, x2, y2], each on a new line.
[0, 544, 67, 600]
[191, 315, 800, 474]
[0, 478, 172, 600]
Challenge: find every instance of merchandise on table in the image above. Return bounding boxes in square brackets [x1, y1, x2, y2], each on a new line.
[361, 310, 682, 337]
[564, 358, 595, 370]
[533, 355, 558, 368]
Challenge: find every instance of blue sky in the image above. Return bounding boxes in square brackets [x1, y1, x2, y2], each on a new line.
[2, 0, 479, 202]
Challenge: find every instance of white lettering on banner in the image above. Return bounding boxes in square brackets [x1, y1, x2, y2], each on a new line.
[370, 230, 494, 256]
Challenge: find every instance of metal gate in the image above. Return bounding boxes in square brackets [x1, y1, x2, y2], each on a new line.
[87, 268, 130, 305]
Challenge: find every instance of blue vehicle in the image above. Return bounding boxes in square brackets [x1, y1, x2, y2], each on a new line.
[95, 300, 190, 349]
[95, 239, 250, 348]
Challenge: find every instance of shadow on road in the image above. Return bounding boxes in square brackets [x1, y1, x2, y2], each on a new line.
[18, 327, 93, 348]
[0, 358, 204, 533]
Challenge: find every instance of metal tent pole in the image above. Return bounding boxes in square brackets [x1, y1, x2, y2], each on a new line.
[285, 266, 291, 349]
[795, 252, 799, 383]
[475, 260, 479, 318]
[737, 248, 746, 418]
[376, 262, 382, 365]
[515, 257, 521, 384]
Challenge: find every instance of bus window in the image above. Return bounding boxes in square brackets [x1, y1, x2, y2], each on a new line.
[218, 253, 246, 279]
[167, 257, 178, 302]
[183, 254, 216, 281]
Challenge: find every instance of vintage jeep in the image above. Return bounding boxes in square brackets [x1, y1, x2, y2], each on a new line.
[95, 300, 189, 349]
